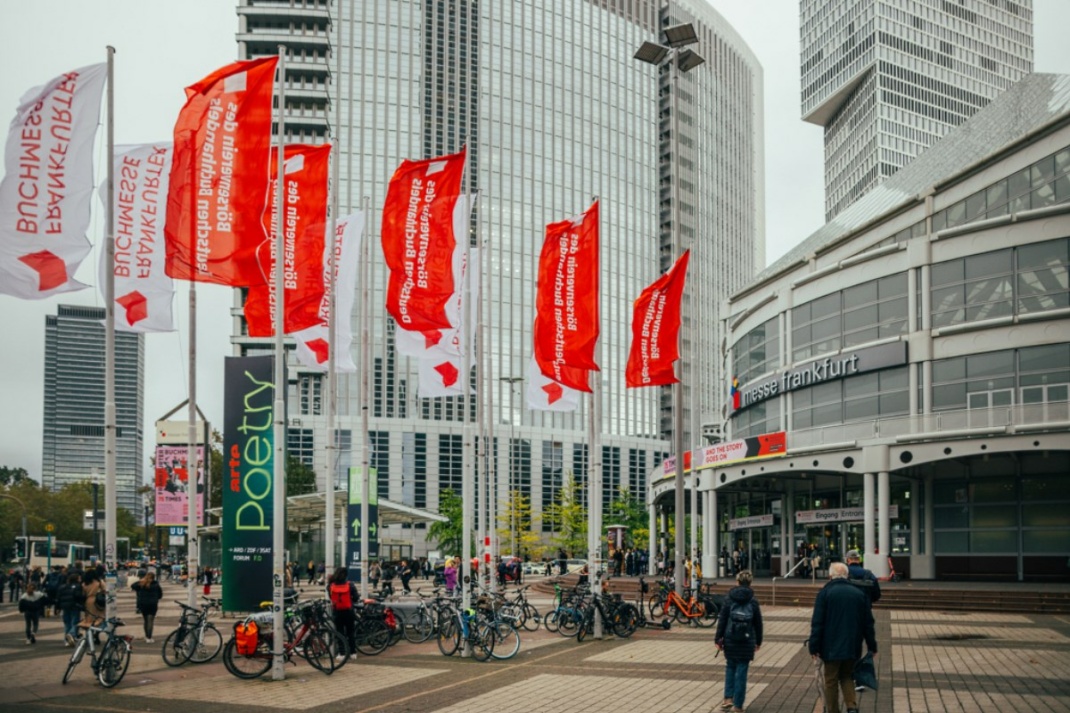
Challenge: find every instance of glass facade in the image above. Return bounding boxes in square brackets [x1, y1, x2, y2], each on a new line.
[234, 0, 764, 540]
[41, 305, 145, 517]
[800, 0, 1034, 220]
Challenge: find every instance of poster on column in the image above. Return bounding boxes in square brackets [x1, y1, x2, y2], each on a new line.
[346, 466, 378, 583]
[222, 355, 279, 612]
[153, 444, 206, 526]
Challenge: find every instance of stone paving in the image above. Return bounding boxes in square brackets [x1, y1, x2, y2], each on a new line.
[0, 583, 1067, 713]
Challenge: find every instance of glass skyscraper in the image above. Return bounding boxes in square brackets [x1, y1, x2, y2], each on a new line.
[801, 0, 1034, 221]
[233, 0, 763, 551]
[41, 305, 145, 518]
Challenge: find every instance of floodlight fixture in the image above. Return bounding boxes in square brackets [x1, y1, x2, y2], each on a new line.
[676, 48, 706, 73]
[663, 23, 699, 48]
[634, 41, 669, 65]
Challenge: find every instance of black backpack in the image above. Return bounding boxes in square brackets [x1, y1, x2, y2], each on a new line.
[727, 600, 755, 644]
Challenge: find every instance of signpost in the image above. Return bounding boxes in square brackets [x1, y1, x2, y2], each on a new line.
[347, 467, 378, 582]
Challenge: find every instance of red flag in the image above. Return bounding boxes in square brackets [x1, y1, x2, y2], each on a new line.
[164, 56, 278, 285]
[381, 147, 466, 332]
[533, 200, 600, 392]
[626, 250, 690, 388]
[243, 144, 330, 337]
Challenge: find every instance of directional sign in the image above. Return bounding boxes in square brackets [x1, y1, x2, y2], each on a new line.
[347, 467, 379, 581]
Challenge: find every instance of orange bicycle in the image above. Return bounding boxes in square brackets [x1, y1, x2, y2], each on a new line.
[654, 587, 717, 627]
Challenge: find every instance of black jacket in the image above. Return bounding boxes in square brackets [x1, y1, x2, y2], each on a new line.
[847, 562, 881, 604]
[131, 580, 163, 614]
[809, 578, 877, 661]
[56, 582, 83, 611]
[714, 585, 763, 662]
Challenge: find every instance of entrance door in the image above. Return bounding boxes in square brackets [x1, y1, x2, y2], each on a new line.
[968, 388, 1014, 428]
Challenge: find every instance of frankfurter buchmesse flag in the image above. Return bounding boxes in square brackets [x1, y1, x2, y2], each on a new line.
[625, 249, 690, 388]
[0, 63, 107, 299]
[525, 356, 580, 412]
[164, 56, 278, 286]
[381, 146, 466, 332]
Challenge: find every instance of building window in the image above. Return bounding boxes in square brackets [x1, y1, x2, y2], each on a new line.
[438, 433, 463, 499]
[732, 316, 780, 385]
[541, 440, 563, 532]
[793, 366, 908, 429]
[793, 273, 907, 362]
[370, 431, 389, 500]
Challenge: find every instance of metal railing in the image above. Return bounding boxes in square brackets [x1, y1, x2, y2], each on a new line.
[771, 557, 814, 607]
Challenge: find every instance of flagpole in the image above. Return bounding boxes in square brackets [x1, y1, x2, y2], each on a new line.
[589, 197, 603, 638]
[103, 46, 118, 612]
[359, 195, 371, 600]
[271, 44, 288, 682]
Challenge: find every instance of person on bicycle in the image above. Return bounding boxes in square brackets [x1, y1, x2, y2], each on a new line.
[714, 570, 763, 713]
[328, 567, 358, 659]
[131, 570, 163, 643]
[845, 550, 881, 606]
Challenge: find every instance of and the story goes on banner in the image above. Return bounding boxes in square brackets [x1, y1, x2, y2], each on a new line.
[222, 355, 278, 612]
[153, 444, 205, 527]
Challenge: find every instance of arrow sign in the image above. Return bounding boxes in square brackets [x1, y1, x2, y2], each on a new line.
[352, 517, 361, 536]
[369, 522, 377, 538]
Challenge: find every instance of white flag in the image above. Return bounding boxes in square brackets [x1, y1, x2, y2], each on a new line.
[526, 356, 580, 412]
[97, 143, 175, 332]
[416, 355, 467, 398]
[292, 210, 363, 372]
[412, 246, 480, 399]
[0, 64, 107, 299]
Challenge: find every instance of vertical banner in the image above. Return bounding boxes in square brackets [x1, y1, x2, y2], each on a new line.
[222, 355, 276, 611]
[99, 143, 176, 332]
[0, 63, 107, 298]
[153, 444, 205, 526]
[625, 249, 690, 387]
[346, 467, 378, 582]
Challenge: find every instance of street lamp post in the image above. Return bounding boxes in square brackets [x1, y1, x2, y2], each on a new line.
[635, 23, 704, 597]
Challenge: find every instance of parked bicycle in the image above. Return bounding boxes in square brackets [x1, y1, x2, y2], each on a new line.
[222, 599, 338, 679]
[436, 598, 496, 661]
[63, 594, 134, 688]
[658, 585, 718, 627]
[161, 597, 223, 666]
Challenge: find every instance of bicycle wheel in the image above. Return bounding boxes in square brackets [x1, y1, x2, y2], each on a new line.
[161, 627, 193, 666]
[490, 622, 520, 660]
[300, 631, 336, 674]
[63, 638, 87, 684]
[520, 603, 541, 632]
[694, 601, 717, 628]
[97, 640, 131, 688]
[612, 603, 640, 638]
[355, 619, 391, 656]
[669, 602, 688, 624]
[559, 609, 582, 637]
[648, 594, 666, 618]
[542, 609, 561, 633]
[222, 637, 272, 680]
[576, 610, 592, 642]
[189, 624, 224, 663]
[471, 622, 496, 662]
[436, 617, 460, 657]
[403, 609, 434, 643]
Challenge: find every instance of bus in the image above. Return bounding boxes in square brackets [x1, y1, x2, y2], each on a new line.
[14, 536, 94, 571]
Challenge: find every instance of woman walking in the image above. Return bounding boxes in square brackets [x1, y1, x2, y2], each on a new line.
[714, 570, 763, 713]
[327, 567, 358, 659]
[18, 582, 46, 644]
[131, 571, 163, 642]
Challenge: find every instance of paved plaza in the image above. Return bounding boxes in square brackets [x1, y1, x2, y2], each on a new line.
[1, 584, 1068, 713]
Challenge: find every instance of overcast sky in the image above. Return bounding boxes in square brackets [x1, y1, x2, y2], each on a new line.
[1, 1, 1068, 484]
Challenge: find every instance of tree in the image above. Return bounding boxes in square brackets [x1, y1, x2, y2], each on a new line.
[496, 490, 542, 559]
[608, 486, 650, 547]
[286, 456, 317, 497]
[543, 472, 587, 558]
[428, 489, 468, 557]
[0, 466, 32, 486]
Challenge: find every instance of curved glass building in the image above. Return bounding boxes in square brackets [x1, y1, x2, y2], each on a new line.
[234, 0, 763, 557]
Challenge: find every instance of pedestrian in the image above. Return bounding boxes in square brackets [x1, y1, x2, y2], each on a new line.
[45, 565, 65, 616]
[844, 549, 881, 606]
[327, 567, 358, 660]
[131, 570, 163, 643]
[307, 560, 316, 584]
[369, 560, 382, 591]
[202, 567, 213, 596]
[714, 570, 763, 713]
[0, 569, 6, 603]
[291, 561, 301, 586]
[557, 548, 567, 576]
[398, 560, 413, 594]
[18, 582, 47, 644]
[443, 558, 458, 596]
[9, 568, 24, 601]
[57, 572, 84, 646]
[81, 571, 107, 628]
[809, 562, 878, 713]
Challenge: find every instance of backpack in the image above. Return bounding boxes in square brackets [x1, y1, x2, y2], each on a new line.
[234, 620, 259, 656]
[329, 582, 352, 610]
[727, 600, 755, 644]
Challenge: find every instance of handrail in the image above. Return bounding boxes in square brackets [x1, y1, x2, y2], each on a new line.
[771, 557, 813, 607]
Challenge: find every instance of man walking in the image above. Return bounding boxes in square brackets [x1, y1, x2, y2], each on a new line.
[845, 549, 881, 606]
[809, 562, 878, 713]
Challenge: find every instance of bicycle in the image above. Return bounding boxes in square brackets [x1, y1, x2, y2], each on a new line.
[63, 598, 134, 688]
[544, 582, 590, 636]
[221, 600, 337, 679]
[436, 599, 496, 661]
[472, 585, 521, 660]
[161, 597, 223, 666]
[661, 587, 717, 627]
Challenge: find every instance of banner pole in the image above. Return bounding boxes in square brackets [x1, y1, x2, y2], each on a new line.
[103, 46, 119, 614]
[359, 195, 370, 600]
[271, 44, 288, 682]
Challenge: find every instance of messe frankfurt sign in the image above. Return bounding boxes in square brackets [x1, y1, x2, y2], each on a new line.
[734, 342, 907, 412]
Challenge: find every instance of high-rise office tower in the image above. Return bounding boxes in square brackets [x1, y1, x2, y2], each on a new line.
[801, 0, 1033, 221]
[233, 0, 763, 549]
[41, 305, 145, 517]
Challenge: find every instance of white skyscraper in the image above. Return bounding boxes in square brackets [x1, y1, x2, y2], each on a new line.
[233, 0, 763, 553]
[801, 0, 1034, 221]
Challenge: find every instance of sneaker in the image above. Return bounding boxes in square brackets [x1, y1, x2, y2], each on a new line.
[731, 708, 745, 713]
[25, 639, 32, 645]
[146, 638, 154, 643]
[65, 633, 75, 645]
[721, 700, 734, 710]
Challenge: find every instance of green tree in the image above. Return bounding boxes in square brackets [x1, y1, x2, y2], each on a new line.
[543, 472, 587, 558]
[286, 455, 317, 497]
[428, 489, 469, 557]
[0, 466, 32, 486]
[496, 490, 542, 559]
[608, 486, 650, 547]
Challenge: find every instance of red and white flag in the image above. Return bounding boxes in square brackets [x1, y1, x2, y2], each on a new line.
[0, 63, 106, 299]
[243, 144, 330, 337]
[97, 143, 176, 332]
[291, 210, 363, 372]
[626, 250, 690, 388]
[525, 356, 580, 412]
[532, 200, 600, 392]
[164, 56, 278, 286]
[381, 147, 466, 332]
[412, 245, 480, 399]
